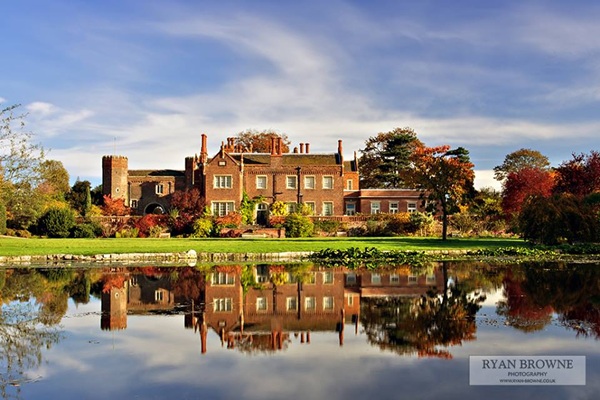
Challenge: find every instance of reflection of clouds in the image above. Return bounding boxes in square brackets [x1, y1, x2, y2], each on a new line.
[26, 295, 600, 400]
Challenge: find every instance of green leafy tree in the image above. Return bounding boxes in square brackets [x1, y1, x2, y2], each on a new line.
[38, 207, 75, 238]
[67, 180, 92, 217]
[408, 145, 475, 240]
[494, 148, 550, 182]
[37, 160, 70, 200]
[0, 202, 6, 235]
[359, 127, 423, 188]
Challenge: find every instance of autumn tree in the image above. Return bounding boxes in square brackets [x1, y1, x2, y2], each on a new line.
[168, 188, 205, 235]
[101, 194, 129, 216]
[234, 129, 290, 153]
[493, 148, 550, 182]
[553, 151, 600, 197]
[359, 127, 423, 188]
[408, 146, 475, 240]
[501, 167, 554, 224]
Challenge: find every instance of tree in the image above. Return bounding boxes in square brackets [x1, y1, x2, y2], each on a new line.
[518, 194, 597, 245]
[408, 145, 475, 240]
[553, 151, 600, 197]
[1, 104, 45, 229]
[67, 180, 92, 217]
[168, 188, 205, 235]
[234, 129, 290, 153]
[359, 127, 423, 188]
[501, 167, 554, 223]
[101, 194, 129, 216]
[493, 148, 550, 182]
[37, 160, 70, 199]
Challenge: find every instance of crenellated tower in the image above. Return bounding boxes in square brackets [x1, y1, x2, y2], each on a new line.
[102, 155, 129, 203]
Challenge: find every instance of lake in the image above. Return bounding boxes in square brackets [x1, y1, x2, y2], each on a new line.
[1, 261, 599, 399]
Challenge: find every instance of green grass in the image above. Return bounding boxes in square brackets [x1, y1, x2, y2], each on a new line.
[0, 236, 528, 257]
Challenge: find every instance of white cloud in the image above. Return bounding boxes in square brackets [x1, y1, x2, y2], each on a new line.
[26, 101, 56, 116]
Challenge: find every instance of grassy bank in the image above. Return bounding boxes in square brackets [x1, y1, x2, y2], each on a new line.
[0, 236, 527, 257]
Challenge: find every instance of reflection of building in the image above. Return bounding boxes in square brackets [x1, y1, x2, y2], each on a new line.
[99, 266, 445, 352]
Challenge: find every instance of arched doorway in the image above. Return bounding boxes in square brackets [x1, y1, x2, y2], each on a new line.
[256, 203, 269, 226]
[144, 203, 166, 215]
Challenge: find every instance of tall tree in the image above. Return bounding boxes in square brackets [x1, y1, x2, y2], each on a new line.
[234, 129, 290, 153]
[359, 127, 423, 188]
[67, 180, 92, 217]
[494, 148, 550, 182]
[408, 145, 475, 240]
[0, 104, 45, 229]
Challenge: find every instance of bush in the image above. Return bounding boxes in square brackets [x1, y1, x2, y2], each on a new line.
[115, 227, 139, 238]
[71, 223, 102, 238]
[38, 207, 75, 238]
[215, 212, 242, 228]
[0, 203, 6, 235]
[191, 217, 214, 238]
[284, 213, 314, 238]
[135, 214, 167, 238]
[313, 219, 340, 235]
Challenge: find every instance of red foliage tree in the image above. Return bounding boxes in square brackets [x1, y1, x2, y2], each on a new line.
[169, 188, 205, 235]
[101, 194, 130, 216]
[553, 151, 600, 197]
[501, 167, 554, 218]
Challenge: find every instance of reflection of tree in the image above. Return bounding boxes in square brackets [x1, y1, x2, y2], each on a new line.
[361, 264, 485, 359]
[1, 301, 62, 399]
[496, 268, 553, 333]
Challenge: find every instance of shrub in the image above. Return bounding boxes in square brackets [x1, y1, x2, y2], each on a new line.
[115, 227, 139, 238]
[215, 212, 242, 228]
[72, 223, 102, 238]
[284, 213, 314, 238]
[135, 214, 168, 237]
[191, 217, 214, 238]
[313, 219, 340, 235]
[38, 207, 75, 238]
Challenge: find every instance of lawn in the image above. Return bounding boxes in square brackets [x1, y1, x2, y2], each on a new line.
[0, 236, 527, 257]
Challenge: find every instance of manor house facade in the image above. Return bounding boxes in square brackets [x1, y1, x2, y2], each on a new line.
[102, 134, 424, 220]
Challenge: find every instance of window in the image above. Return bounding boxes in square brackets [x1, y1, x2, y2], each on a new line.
[345, 202, 356, 216]
[346, 273, 356, 285]
[286, 297, 298, 311]
[256, 175, 267, 189]
[323, 271, 334, 284]
[304, 176, 315, 189]
[155, 290, 164, 302]
[408, 275, 418, 284]
[408, 202, 417, 213]
[390, 274, 400, 284]
[156, 184, 164, 194]
[426, 274, 436, 284]
[286, 175, 297, 189]
[256, 297, 268, 311]
[323, 296, 334, 311]
[370, 201, 381, 214]
[130, 199, 138, 208]
[323, 202, 333, 216]
[214, 298, 233, 312]
[212, 272, 235, 285]
[304, 202, 316, 214]
[212, 201, 235, 216]
[371, 273, 381, 285]
[305, 297, 316, 311]
[286, 203, 297, 214]
[347, 294, 354, 306]
[213, 175, 232, 189]
[306, 272, 316, 284]
[390, 202, 399, 214]
[347, 179, 353, 190]
[322, 176, 333, 189]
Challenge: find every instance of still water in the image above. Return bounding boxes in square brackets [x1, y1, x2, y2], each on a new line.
[1, 261, 599, 399]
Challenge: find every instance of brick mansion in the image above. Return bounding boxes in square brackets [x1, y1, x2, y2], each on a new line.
[102, 134, 425, 221]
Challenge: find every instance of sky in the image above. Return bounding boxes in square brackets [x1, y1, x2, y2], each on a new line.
[2, 0, 600, 190]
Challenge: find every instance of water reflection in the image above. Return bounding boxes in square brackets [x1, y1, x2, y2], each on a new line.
[1, 262, 600, 399]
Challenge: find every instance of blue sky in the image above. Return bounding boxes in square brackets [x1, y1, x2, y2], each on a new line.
[2, 0, 600, 190]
